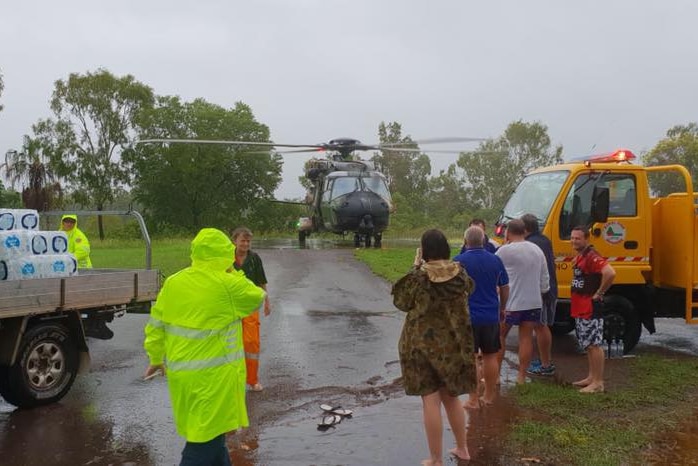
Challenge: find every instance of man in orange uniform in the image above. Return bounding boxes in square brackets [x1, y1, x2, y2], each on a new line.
[231, 227, 271, 391]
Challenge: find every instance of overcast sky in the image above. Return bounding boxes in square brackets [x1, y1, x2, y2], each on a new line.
[1, 1, 696, 199]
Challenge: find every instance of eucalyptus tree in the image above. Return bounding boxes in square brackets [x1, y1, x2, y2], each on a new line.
[453, 120, 563, 211]
[643, 123, 698, 196]
[126, 97, 282, 232]
[37, 69, 154, 239]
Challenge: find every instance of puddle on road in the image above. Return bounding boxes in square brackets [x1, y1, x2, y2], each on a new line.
[229, 391, 521, 466]
[0, 401, 155, 466]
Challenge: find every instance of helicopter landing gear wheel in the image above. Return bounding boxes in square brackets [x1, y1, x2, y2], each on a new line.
[354, 234, 361, 247]
[374, 233, 382, 248]
[364, 234, 372, 248]
[298, 230, 308, 246]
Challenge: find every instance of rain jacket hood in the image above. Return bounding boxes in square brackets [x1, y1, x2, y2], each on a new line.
[190, 228, 236, 271]
[59, 214, 78, 228]
[421, 260, 462, 283]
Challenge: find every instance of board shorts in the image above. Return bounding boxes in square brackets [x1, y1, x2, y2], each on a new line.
[575, 317, 604, 349]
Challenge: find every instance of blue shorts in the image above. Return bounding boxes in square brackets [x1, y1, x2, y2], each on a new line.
[505, 309, 541, 326]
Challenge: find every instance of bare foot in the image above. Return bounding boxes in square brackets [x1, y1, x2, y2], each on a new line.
[579, 383, 604, 393]
[421, 459, 443, 466]
[449, 447, 471, 461]
[480, 396, 495, 406]
[572, 378, 592, 387]
[463, 396, 481, 410]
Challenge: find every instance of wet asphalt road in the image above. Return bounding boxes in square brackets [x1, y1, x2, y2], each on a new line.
[2, 242, 698, 465]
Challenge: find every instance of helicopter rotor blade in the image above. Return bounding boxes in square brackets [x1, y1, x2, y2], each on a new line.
[136, 138, 326, 150]
[378, 137, 487, 148]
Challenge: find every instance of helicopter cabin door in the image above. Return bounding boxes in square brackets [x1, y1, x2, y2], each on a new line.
[320, 177, 335, 230]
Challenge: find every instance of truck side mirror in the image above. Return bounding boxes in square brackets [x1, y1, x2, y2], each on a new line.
[591, 186, 609, 223]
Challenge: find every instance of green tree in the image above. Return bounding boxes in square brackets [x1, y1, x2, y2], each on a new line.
[127, 97, 282, 232]
[454, 120, 563, 210]
[372, 122, 431, 201]
[38, 69, 154, 239]
[2, 135, 63, 211]
[643, 123, 698, 196]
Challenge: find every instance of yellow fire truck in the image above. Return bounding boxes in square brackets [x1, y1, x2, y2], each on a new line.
[496, 149, 697, 353]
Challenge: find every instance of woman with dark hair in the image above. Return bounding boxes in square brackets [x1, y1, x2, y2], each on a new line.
[392, 229, 477, 465]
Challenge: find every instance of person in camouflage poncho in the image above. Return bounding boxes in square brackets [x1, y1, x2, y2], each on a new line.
[392, 229, 477, 465]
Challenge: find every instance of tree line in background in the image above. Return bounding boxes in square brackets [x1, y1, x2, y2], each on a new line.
[1, 67, 697, 239]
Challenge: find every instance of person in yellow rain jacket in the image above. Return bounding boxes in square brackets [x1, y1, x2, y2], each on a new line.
[59, 214, 92, 268]
[144, 228, 265, 466]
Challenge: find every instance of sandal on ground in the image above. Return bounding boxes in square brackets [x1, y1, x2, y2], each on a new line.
[317, 414, 342, 427]
[320, 403, 352, 417]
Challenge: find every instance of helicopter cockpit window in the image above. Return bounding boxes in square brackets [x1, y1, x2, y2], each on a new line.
[362, 176, 391, 201]
[331, 177, 359, 199]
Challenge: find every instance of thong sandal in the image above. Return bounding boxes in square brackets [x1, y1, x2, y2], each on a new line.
[317, 414, 342, 428]
[320, 403, 353, 417]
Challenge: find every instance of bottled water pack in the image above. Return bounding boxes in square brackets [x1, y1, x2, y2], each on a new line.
[0, 209, 39, 231]
[29, 231, 69, 255]
[0, 230, 29, 260]
[0, 254, 78, 281]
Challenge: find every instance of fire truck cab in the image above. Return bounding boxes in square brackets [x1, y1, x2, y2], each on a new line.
[496, 149, 698, 353]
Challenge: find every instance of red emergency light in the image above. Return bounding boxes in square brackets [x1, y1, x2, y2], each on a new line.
[583, 148, 637, 166]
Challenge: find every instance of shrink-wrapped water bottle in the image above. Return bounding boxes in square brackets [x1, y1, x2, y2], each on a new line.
[0, 230, 29, 260]
[36, 254, 78, 278]
[29, 231, 69, 255]
[0, 209, 39, 231]
[0, 257, 41, 280]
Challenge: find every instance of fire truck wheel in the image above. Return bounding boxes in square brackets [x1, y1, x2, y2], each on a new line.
[602, 295, 642, 354]
[0, 323, 79, 409]
[551, 319, 575, 336]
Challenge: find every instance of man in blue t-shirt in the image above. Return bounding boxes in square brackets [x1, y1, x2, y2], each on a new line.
[454, 226, 509, 407]
[459, 218, 499, 254]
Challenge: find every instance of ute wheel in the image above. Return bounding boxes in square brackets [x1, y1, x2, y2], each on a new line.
[0, 323, 78, 408]
[602, 295, 641, 354]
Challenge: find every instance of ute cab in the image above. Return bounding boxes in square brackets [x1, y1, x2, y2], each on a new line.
[497, 149, 698, 353]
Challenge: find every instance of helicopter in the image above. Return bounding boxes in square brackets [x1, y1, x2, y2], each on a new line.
[137, 136, 483, 247]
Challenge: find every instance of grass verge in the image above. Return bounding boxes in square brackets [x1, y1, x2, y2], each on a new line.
[355, 246, 698, 466]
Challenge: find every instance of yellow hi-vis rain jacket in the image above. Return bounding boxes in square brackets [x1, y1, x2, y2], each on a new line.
[59, 214, 92, 268]
[144, 228, 265, 443]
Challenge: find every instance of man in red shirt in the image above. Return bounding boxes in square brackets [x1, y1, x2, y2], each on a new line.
[570, 227, 616, 393]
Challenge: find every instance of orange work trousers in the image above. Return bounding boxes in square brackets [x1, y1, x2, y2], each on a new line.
[242, 310, 261, 385]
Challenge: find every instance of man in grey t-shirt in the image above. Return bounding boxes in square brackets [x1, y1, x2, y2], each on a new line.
[496, 219, 550, 385]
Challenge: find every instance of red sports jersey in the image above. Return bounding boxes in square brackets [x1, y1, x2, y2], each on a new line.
[570, 246, 607, 319]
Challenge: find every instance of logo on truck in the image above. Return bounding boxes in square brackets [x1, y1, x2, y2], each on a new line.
[603, 221, 626, 244]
